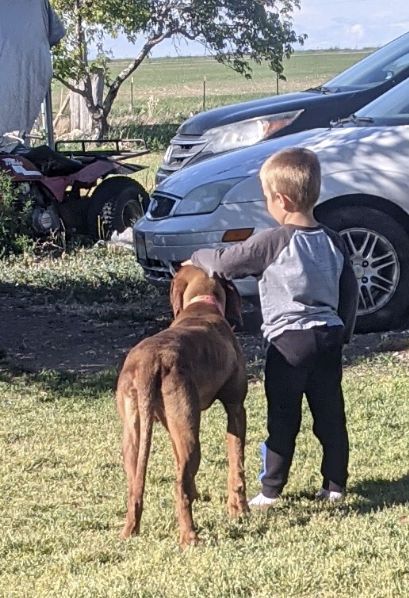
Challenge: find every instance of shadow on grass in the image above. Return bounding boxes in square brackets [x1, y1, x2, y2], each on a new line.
[0, 276, 154, 306]
[349, 474, 409, 512]
[343, 333, 409, 368]
[0, 358, 119, 400]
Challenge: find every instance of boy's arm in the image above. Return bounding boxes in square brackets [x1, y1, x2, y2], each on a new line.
[190, 229, 287, 280]
[338, 242, 359, 344]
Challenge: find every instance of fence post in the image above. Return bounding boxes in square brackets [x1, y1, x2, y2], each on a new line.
[203, 76, 206, 111]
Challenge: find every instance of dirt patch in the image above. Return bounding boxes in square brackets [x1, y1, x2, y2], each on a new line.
[1, 292, 409, 377]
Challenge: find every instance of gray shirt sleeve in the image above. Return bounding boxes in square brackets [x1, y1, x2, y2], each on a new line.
[190, 228, 292, 280]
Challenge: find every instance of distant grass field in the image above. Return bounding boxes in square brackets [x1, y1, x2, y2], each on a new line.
[52, 50, 372, 142]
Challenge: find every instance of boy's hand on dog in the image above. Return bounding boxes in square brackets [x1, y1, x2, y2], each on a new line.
[181, 259, 193, 266]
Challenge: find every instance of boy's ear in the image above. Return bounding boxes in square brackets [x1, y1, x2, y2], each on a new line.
[281, 193, 295, 211]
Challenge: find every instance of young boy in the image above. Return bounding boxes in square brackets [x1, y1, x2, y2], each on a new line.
[183, 147, 358, 505]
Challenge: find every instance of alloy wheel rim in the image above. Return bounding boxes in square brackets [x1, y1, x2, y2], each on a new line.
[340, 227, 400, 316]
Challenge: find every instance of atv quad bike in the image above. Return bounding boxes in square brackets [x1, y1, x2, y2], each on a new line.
[0, 134, 150, 241]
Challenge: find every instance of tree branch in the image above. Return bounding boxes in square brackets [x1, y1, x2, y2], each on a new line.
[55, 76, 88, 98]
[102, 30, 174, 114]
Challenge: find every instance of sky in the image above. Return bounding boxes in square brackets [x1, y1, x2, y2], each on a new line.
[96, 0, 409, 59]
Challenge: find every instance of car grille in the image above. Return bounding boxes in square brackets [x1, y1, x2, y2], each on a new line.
[149, 192, 177, 219]
[162, 133, 208, 174]
[140, 259, 176, 284]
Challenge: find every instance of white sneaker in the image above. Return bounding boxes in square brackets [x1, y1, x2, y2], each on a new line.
[248, 492, 280, 508]
[315, 488, 344, 502]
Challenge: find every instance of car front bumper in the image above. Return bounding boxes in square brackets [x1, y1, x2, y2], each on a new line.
[133, 210, 262, 297]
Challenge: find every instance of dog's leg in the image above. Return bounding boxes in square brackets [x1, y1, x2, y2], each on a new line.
[157, 410, 199, 505]
[224, 401, 248, 516]
[166, 409, 201, 548]
[120, 396, 153, 538]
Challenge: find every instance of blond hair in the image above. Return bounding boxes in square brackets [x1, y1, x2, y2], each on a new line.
[260, 147, 321, 212]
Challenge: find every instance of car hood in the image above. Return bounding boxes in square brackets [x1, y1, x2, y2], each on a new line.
[155, 125, 408, 199]
[178, 91, 324, 135]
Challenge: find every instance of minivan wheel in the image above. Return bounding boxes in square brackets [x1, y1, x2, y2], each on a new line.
[320, 205, 409, 333]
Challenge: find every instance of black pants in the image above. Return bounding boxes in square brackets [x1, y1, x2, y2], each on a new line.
[260, 326, 349, 498]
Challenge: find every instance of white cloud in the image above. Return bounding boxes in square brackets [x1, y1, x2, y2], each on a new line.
[389, 21, 409, 30]
[349, 24, 365, 40]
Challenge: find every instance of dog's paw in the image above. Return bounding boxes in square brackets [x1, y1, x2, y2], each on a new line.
[227, 497, 250, 517]
[119, 521, 139, 539]
[180, 529, 200, 548]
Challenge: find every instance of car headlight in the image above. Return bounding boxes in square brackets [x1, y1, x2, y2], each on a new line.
[204, 110, 304, 154]
[173, 178, 246, 216]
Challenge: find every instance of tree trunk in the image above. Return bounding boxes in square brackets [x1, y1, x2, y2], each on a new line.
[90, 108, 109, 139]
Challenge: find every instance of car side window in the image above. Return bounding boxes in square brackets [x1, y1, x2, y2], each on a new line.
[385, 53, 409, 79]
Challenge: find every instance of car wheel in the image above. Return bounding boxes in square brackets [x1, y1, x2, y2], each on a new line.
[320, 205, 409, 333]
[87, 177, 149, 240]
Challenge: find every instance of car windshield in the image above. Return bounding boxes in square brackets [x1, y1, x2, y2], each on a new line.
[324, 32, 409, 91]
[356, 78, 409, 118]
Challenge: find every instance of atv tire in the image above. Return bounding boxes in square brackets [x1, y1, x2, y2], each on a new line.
[87, 177, 149, 240]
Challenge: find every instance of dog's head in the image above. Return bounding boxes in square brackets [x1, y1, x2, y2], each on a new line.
[170, 265, 243, 329]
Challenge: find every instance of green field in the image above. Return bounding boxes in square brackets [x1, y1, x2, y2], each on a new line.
[52, 50, 371, 142]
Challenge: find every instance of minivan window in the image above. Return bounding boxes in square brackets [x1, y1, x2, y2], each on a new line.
[324, 32, 409, 90]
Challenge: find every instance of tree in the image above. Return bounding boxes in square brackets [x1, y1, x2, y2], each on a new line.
[51, 0, 306, 138]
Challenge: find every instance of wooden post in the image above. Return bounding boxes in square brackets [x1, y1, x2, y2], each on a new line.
[203, 76, 206, 111]
[130, 77, 134, 112]
[53, 93, 70, 129]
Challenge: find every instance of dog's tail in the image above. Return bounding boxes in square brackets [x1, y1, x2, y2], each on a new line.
[133, 374, 157, 512]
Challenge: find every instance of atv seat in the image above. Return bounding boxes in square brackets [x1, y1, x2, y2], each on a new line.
[24, 145, 83, 176]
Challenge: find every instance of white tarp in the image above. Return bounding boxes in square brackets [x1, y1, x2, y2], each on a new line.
[0, 0, 65, 137]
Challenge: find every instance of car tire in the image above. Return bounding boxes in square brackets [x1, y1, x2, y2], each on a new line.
[320, 205, 409, 333]
[87, 177, 149, 240]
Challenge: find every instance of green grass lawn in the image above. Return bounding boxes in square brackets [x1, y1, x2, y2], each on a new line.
[1, 354, 408, 597]
[1, 250, 408, 598]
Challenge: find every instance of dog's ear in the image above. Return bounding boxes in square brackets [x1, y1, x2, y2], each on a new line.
[170, 272, 188, 318]
[222, 280, 243, 330]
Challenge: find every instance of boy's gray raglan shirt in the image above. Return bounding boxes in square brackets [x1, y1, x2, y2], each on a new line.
[190, 224, 358, 344]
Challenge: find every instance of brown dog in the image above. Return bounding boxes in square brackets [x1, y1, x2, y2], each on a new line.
[116, 265, 248, 546]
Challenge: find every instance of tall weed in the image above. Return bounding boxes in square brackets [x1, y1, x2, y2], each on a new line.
[0, 170, 35, 256]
